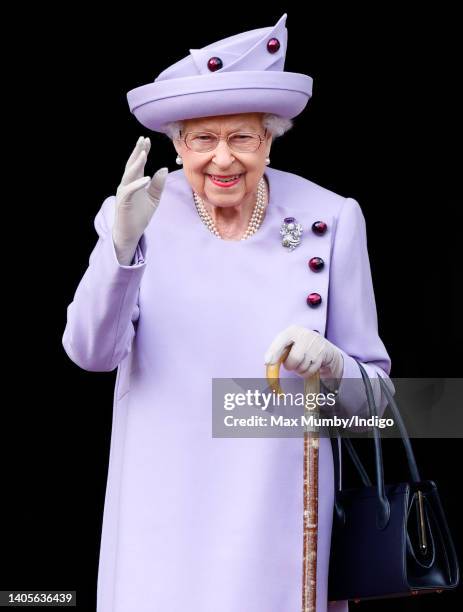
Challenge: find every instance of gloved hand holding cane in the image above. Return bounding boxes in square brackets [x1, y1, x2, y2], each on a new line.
[264, 325, 344, 391]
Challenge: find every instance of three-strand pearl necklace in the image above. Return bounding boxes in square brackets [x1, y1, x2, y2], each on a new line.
[193, 177, 267, 241]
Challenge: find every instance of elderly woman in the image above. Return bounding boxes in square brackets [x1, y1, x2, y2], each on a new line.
[62, 14, 391, 612]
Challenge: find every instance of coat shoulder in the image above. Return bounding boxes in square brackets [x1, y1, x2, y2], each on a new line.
[268, 167, 350, 219]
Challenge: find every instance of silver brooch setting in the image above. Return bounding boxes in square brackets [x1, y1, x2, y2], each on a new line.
[280, 217, 303, 251]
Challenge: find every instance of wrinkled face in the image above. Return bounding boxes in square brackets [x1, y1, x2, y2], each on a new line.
[173, 112, 272, 209]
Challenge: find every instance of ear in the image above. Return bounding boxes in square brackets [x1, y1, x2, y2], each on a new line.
[265, 131, 273, 157]
[173, 138, 182, 156]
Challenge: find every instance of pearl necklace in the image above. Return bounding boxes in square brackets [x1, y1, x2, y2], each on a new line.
[193, 177, 267, 241]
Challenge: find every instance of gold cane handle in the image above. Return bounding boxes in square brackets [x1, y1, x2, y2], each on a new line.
[266, 345, 292, 394]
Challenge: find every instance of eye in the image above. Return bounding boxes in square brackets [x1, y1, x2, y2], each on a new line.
[231, 134, 252, 141]
[193, 133, 214, 141]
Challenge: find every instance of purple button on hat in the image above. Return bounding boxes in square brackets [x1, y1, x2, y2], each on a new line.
[126, 14, 313, 134]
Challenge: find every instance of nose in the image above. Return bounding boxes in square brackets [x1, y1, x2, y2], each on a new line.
[212, 138, 235, 166]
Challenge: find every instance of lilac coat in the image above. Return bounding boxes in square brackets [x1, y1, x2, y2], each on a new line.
[62, 166, 392, 612]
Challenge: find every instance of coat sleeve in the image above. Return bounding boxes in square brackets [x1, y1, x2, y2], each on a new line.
[325, 196, 394, 421]
[62, 196, 146, 372]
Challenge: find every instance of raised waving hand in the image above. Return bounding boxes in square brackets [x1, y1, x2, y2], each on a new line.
[112, 136, 168, 265]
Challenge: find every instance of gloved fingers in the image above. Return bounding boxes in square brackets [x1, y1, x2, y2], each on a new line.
[147, 167, 168, 203]
[301, 354, 324, 378]
[296, 352, 316, 376]
[117, 176, 151, 206]
[320, 348, 344, 383]
[121, 149, 147, 186]
[125, 136, 147, 169]
[264, 325, 318, 365]
[284, 344, 307, 371]
[264, 327, 295, 364]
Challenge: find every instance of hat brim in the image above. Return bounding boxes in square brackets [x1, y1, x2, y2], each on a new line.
[126, 71, 313, 134]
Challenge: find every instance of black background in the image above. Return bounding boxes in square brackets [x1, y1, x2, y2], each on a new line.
[3, 3, 461, 611]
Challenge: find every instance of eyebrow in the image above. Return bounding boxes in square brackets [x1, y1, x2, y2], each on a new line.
[193, 124, 254, 132]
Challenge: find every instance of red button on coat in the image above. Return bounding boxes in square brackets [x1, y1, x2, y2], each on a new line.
[306, 293, 322, 307]
[312, 221, 327, 235]
[308, 257, 324, 272]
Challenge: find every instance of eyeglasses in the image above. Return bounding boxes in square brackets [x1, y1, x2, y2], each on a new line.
[178, 129, 267, 153]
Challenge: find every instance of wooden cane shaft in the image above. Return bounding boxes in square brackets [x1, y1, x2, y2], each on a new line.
[302, 377, 320, 612]
[265, 351, 320, 612]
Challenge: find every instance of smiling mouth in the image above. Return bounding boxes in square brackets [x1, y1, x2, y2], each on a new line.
[208, 173, 243, 183]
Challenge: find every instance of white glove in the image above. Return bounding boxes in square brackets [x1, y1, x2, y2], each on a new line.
[264, 325, 344, 388]
[112, 136, 168, 265]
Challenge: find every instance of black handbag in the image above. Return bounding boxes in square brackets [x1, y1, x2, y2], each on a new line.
[328, 361, 460, 603]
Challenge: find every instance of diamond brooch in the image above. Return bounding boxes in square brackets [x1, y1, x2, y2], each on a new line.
[280, 216, 303, 251]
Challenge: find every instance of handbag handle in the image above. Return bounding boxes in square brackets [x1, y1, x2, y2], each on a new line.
[331, 361, 422, 530]
[358, 361, 390, 529]
[331, 363, 390, 529]
[332, 365, 421, 484]
[378, 374, 421, 482]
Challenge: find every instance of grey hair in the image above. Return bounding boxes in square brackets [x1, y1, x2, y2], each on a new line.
[163, 113, 293, 141]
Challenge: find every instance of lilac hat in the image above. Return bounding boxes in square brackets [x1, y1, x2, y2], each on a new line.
[126, 13, 313, 134]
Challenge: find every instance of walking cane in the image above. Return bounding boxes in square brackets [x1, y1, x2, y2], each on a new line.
[266, 346, 320, 612]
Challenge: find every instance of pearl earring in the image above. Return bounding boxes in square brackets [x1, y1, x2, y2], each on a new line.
[176, 155, 183, 165]
[265, 157, 270, 165]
